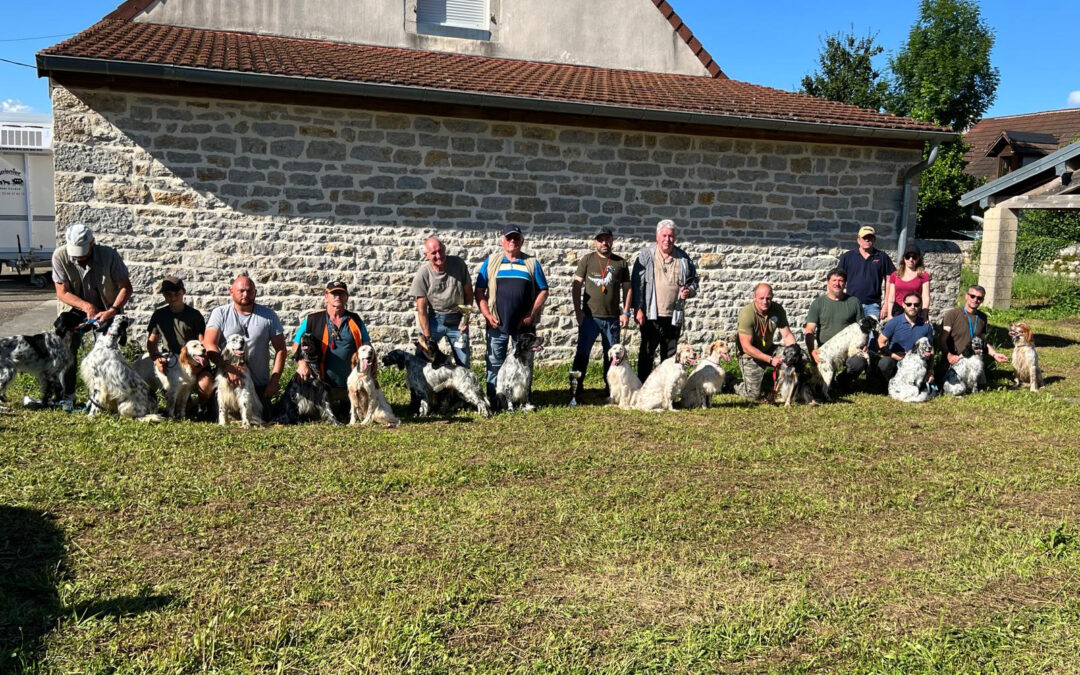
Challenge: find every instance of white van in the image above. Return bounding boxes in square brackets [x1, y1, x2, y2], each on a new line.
[1, 113, 54, 286]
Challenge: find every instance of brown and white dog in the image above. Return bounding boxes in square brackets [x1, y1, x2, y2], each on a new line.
[632, 342, 697, 411]
[134, 340, 209, 420]
[606, 343, 642, 409]
[347, 344, 400, 427]
[679, 340, 731, 409]
[1009, 322, 1044, 392]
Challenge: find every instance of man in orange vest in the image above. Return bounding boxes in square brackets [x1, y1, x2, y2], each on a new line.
[292, 281, 370, 421]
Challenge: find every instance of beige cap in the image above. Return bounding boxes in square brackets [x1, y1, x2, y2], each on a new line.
[65, 223, 94, 257]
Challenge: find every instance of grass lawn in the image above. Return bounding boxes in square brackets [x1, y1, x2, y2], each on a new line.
[3, 312, 1080, 673]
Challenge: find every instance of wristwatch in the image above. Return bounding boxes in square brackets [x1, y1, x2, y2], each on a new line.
[623, 310, 633, 317]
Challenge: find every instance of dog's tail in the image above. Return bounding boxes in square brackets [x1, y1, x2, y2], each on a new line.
[136, 413, 165, 423]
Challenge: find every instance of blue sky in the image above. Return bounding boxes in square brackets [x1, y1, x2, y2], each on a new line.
[2, 0, 1078, 122]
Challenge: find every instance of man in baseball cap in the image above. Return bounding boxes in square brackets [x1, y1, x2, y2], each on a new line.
[288, 279, 370, 422]
[51, 223, 133, 403]
[475, 225, 549, 407]
[570, 227, 631, 401]
[145, 274, 213, 414]
[835, 224, 895, 391]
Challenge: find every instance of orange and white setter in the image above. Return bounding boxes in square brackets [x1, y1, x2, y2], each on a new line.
[1008, 322, 1043, 392]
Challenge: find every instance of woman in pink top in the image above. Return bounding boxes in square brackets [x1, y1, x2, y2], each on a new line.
[883, 244, 931, 322]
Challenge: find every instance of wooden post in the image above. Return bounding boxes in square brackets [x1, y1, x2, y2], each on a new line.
[978, 205, 1018, 309]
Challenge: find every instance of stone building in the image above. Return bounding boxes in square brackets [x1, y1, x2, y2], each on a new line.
[37, 0, 956, 359]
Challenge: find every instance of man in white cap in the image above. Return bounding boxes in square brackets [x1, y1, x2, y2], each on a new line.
[51, 223, 133, 401]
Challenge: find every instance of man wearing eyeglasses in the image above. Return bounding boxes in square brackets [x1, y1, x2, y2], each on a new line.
[412, 237, 473, 367]
[204, 273, 287, 413]
[52, 223, 133, 405]
[939, 285, 1009, 369]
[291, 281, 370, 421]
[876, 291, 935, 384]
[475, 225, 549, 407]
[836, 226, 895, 321]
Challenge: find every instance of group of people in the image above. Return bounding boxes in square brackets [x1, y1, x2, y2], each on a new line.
[49, 218, 1005, 420]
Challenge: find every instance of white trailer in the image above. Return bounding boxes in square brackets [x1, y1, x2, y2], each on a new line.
[1, 113, 55, 287]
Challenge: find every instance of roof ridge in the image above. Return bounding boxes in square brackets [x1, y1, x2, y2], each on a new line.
[976, 108, 1080, 124]
[651, 0, 725, 79]
[105, 0, 156, 21]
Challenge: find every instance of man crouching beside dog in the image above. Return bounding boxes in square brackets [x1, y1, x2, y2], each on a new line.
[291, 280, 370, 422]
[144, 275, 213, 416]
[203, 274, 287, 420]
[734, 282, 798, 401]
[939, 284, 1008, 378]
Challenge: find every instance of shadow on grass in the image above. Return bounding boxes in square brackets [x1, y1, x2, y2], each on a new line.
[1032, 334, 1080, 349]
[0, 506, 176, 673]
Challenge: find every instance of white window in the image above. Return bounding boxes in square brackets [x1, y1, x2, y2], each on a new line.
[417, 0, 489, 32]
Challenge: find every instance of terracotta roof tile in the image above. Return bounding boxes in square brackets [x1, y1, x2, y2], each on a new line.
[41, 19, 946, 135]
[963, 109, 1080, 180]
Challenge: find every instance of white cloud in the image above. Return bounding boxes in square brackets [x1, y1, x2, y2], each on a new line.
[0, 98, 34, 114]
[1069, 91, 1080, 108]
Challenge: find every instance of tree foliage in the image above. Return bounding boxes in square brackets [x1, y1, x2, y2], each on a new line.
[915, 140, 978, 238]
[888, 0, 1000, 130]
[800, 31, 889, 111]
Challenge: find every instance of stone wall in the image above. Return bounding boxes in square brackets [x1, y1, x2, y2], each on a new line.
[51, 85, 959, 361]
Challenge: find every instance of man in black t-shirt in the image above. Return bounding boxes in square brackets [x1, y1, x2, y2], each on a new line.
[571, 227, 631, 398]
[146, 275, 212, 405]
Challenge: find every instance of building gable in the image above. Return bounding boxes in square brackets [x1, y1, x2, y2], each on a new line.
[113, 0, 719, 77]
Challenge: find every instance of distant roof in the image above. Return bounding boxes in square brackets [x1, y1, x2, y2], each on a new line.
[960, 138, 1080, 207]
[963, 109, 1080, 179]
[38, 12, 951, 142]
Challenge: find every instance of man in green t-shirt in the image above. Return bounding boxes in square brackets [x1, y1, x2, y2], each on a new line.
[571, 227, 631, 398]
[734, 282, 798, 400]
[804, 268, 867, 393]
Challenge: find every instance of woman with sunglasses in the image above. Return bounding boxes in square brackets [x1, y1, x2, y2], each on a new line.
[883, 244, 930, 323]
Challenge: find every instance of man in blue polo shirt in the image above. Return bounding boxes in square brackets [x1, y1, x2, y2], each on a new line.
[837, 226, 895, 320]
[876, 291, 934, 384]
[475, 225, 549, 407]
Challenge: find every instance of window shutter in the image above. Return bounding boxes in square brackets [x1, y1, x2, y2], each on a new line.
[417, 0, 489, 31]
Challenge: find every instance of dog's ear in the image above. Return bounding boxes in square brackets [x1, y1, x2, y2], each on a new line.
[351, 351, 359, 370]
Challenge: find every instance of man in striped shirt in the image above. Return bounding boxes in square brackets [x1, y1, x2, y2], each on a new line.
[475, 225, 549, 408]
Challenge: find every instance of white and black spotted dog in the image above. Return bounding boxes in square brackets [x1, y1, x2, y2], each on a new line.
[381, 343, 490, 418]
[272, 332, 341, 425]
[133, 339, 209, 420]
[80, 316, 163, 422]
[774, 344, 817, 407]
[496, 332, 543, 412]
[0, 311, 85, 409]
[815, 315, 877, 401]
[215, 332, 262, 427]
[888, 337, 936, 403]
[943, 336, 987, 396]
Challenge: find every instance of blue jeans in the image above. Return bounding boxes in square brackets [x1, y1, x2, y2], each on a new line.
[429, 312, 470, 367]
[572, 316, 621, 393]
[485, 328, 510, 405]
[862, 302, 882, 356]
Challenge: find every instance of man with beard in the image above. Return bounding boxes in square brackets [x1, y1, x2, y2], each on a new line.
[570, 227, 631, 399]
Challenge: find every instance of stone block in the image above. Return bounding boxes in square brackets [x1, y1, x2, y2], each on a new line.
[307, 140, 347, 161]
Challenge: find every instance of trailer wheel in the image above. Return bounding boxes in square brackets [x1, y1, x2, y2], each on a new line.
[31, 275, 45, 289]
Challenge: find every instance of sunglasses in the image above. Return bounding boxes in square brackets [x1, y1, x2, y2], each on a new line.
[967, 293, 985, 302]
[904, 302, 921, 307]
[504, 234, 522, 242]
[904, 253, 920, 260]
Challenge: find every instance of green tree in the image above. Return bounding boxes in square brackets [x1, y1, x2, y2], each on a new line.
[800, 30, 889, 111]
[888, 0, 999, 237]
[889, 0, 999, 130]
[914, 141, 977, 237]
